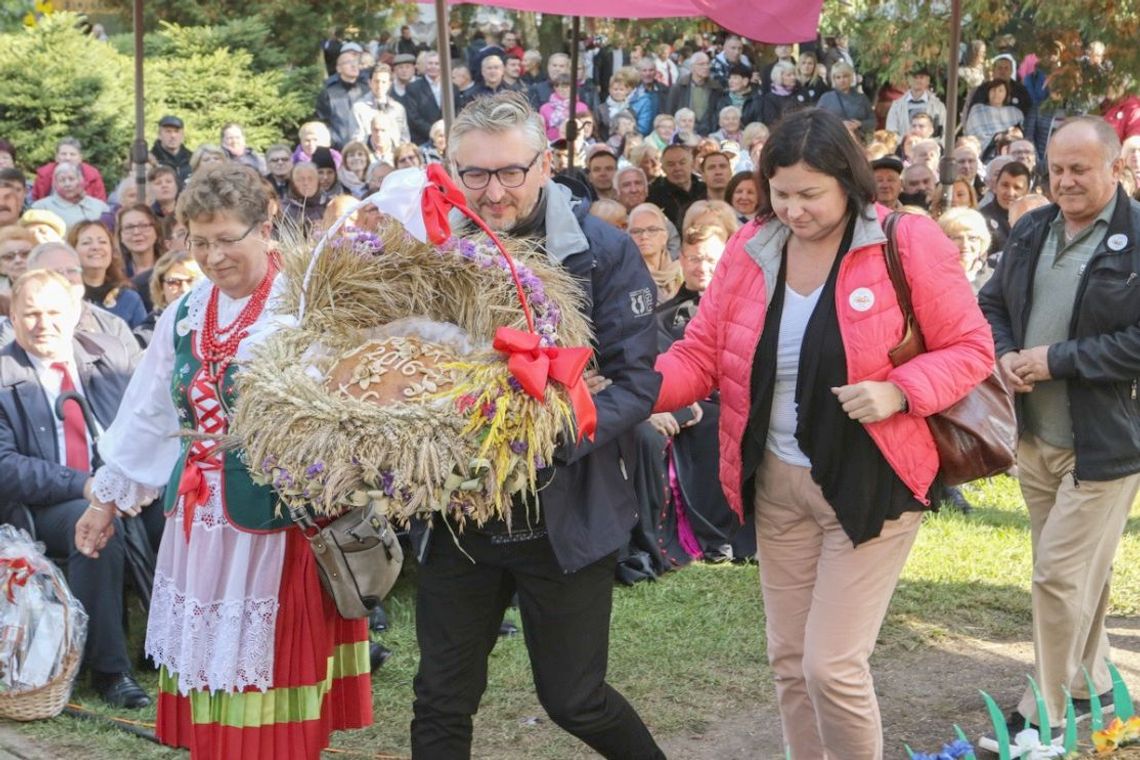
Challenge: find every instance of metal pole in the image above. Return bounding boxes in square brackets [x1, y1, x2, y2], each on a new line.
[434, 0, 455, 140]
[939, 0, 962, 208]
[567, 16, 581, 171]
[131, 0, 147, 202]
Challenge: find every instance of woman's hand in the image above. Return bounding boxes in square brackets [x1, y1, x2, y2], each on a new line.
[831, 381, 906, 424]
[75, 502, 118, 558]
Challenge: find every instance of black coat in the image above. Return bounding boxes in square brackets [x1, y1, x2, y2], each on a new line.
[415, 185, 662, 572]
[150, 141, 192, 185]
[665, 75, 724, 136]
[978, 187, 1140, 480]
[714, 89, 764, 129]
[315, 76, 372, 150]
[403, 78, 457, 145]
[0, 333, 135, 507]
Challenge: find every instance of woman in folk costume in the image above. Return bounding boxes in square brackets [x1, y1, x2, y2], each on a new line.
[74, 163, 372, 759]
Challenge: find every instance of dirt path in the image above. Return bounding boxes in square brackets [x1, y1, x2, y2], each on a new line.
[658, 616, 1140, 759]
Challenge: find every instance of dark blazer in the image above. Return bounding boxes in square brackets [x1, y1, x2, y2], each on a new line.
[665, 74, 724, 135]
[403, 78, 458, 145]
[0, 332, 136, 507]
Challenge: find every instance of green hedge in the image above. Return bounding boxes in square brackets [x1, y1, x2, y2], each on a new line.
[0, 13, 318, 186]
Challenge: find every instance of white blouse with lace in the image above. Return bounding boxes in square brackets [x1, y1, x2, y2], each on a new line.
[93, 277, 297, 695]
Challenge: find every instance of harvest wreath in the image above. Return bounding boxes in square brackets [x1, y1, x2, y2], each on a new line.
[231, 166, 595, 528]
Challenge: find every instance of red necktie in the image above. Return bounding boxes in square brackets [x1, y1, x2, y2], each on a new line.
[51, 362, 90, 473]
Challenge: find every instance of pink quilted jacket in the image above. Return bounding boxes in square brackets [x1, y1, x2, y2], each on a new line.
[655, 204, 996, 519]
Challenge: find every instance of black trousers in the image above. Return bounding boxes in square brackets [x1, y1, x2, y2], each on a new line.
[411, 525, 664, 759]
[32, 498, 164, 674]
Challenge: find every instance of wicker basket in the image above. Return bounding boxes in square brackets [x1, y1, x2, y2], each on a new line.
[0, 575, 83, 722]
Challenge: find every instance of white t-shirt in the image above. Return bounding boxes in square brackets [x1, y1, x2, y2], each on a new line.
[766, 283, 824, 467]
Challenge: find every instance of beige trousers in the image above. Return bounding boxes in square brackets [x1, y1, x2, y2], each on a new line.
[754, 451, 923, 760]
[1015, 434, 1140, 727]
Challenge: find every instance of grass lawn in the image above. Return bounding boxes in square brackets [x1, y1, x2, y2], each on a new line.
[11, 474, 1140, 758]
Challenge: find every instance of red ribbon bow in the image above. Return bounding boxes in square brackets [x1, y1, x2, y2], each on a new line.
[177, 452, 219, 542]
[493, 326, 597, 443]
[0, 557, 35, 603]
[421, 164, 468, 245]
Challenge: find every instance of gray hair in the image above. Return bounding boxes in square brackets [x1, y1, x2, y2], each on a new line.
[449, 92, 547, 162]
[628, 202, 668, 227]
[53, 162, 81, 181]
[57, 136, 82, 152]
[771, 61, 796, 82]
[616, 165, 647, 186]
[28, 240, 80, 268]
[1050, 115, 1123, 166]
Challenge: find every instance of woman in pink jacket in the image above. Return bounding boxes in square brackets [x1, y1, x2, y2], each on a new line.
[655, 109, 994, 759]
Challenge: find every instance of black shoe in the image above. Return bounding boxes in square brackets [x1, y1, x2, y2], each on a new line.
[369, 642, 392, 671]
[945, 485, 974, 515]
[499, 619, 519, 637]
[91, 671, 151, 709]
[368, 604, 389, 633]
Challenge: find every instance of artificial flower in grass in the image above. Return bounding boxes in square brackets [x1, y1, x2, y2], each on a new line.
[1093, 716, 1140, 755]
[908, 738, 975, 760]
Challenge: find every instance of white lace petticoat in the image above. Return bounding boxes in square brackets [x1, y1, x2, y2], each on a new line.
[144, 470, 288, 695]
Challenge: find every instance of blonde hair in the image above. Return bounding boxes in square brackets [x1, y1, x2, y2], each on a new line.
[938, 207, 991, 251]
[150, 250, 202, 309]
[11, 268, 76, 305]
[681, 200, 739, 237]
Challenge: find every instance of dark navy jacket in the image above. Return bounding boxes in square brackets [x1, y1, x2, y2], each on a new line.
[418, 182, 661, 572]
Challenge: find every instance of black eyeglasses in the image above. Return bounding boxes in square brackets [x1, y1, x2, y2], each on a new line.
[456, 152, 542, 190]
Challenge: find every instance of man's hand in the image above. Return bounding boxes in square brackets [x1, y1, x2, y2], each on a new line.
[681, 402, 703, 428]
[999, 351, 1035, 393]
[832, 381, 906, 424]
[1014, 345, 1052, 385]
[648, 412, 681, 437]
[75, 504, 116, 558]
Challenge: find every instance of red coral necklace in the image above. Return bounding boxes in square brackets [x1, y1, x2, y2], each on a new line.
[200, 259, 278, 383]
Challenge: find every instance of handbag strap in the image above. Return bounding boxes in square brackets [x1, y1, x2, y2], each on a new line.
[881, 211, 925, 343]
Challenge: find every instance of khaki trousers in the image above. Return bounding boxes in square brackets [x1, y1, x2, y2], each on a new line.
[755, 452, 923, 760]
[1015, 434, 1140, 726]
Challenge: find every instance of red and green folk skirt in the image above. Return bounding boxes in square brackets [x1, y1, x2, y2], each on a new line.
[154, 529, 372, 759]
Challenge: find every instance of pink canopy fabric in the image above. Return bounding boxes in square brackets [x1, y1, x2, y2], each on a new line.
[454, 0, 824, 44]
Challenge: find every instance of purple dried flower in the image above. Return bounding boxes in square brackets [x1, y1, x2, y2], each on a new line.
[507, 376, 523, 393]
[378, 470, 396, 498]
[305, 461, 325, 478]
[509, 440, 528, 455]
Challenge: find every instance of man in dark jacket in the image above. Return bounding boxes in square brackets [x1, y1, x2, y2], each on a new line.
[410, 92, 664, 760]
[0, 269, 161, 709]
[403, 51, 456, 146]
[647, 144, 707, 228]
[665, 52, 723, 136]
[150, 115, 192, 185]
[315, 45, 372, 150]
[977, 117, 1140, 749]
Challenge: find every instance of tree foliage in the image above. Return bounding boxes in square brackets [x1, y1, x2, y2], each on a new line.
[0, 13, 315, 184]
[848, 0, 1139, 104]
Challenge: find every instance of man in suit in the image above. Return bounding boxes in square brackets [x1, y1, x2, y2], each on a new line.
[0, 264, 160, 708]
[404, 51, 456, 146]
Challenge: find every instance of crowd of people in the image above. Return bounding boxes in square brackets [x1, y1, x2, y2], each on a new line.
[1, 18, 1139, 760]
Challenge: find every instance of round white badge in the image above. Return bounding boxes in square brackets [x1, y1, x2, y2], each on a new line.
[849, 287, 875, 312]
[1107, 234, 1128, 252]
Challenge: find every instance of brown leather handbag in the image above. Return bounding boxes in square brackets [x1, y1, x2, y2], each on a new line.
[881, 212, 1017, 486]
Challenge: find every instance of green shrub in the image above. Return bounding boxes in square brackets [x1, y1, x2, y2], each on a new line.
[0, 13, 318, 186]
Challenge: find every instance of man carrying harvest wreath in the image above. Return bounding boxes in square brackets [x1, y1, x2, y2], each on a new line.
[408, 92, 666, 759]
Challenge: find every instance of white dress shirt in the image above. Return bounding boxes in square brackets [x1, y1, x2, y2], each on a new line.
[27, 351, 95, 468]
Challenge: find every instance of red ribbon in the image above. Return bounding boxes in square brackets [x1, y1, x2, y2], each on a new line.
[177, 453, 218, 542]
[421, 164, 467, 246]
[493, 326, 597, 442]
[0, 557, 35, 603]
